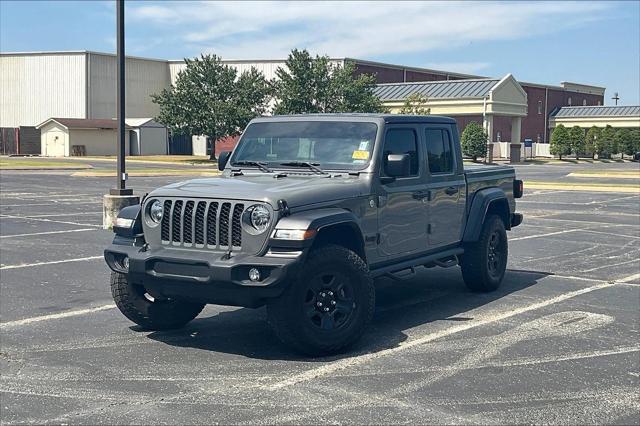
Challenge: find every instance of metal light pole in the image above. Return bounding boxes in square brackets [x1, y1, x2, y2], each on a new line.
[104, 0, 138, 228]
[111, 0, 132, 196]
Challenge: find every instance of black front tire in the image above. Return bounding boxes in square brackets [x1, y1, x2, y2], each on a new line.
[110, 272, 205, 330]
[267, 245, 375, 356]
[461, 214, 508, 292]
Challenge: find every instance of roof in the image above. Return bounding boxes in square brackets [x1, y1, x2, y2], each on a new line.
[552, 106, 640, 118]
[125, 118, 159, 127]
[253, 113, 456, 124]
[0, 50, 169, 63]
[373, 78, 500, 101]
[37, 118, 132, 130]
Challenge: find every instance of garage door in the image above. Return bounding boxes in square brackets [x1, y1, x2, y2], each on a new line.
[46, 132, 65, 157]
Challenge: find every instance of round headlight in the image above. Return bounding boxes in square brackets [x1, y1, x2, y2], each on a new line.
[249, 204, 271, 233]
[149, 200, 164, 224]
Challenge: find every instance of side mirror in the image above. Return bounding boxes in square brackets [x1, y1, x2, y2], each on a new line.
[384, 153, 411, 179]
[218, 151, 231, 171]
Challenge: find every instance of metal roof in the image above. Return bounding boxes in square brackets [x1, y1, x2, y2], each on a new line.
[552, 106, 640, 118]
[373, 79, 500, 101]
[37, 118, 132, 129]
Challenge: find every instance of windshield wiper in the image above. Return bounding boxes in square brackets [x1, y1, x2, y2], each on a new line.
[231, 161, 272, 173]
[279, 161, 326, 174]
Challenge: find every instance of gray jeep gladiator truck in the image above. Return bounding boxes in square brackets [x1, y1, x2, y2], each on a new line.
[105, 114, 523, 355]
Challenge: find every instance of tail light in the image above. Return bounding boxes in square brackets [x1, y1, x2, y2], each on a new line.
[514, 179, 523, 198]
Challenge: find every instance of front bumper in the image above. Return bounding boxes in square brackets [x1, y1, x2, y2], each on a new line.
[104, 242, 301, 308]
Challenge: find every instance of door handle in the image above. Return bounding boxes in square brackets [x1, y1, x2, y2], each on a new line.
[412, 191, 430, 200]
[445, 186, 459, 196]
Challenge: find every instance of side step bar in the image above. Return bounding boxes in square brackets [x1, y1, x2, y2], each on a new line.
[370, 247, 464, 280]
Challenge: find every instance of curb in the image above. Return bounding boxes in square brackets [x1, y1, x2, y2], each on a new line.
[72, 171, 221, 177]
[1, 166, 93, 171]
[526, 181, 640, 194]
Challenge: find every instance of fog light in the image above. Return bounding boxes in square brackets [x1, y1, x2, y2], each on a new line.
[122, 256, 129, 271]
[248, 268, 261, 282]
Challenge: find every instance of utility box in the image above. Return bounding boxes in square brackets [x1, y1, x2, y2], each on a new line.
[510, 143, 522, 163]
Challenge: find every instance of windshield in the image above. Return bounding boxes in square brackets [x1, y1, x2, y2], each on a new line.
[231, 121, 378, 171]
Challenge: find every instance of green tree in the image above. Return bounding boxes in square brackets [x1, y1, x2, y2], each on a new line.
[616, 128, 635, 158]
[399, 93, 430, 115]
[272, 49, 385, 114]
[585, 126, 600, 159]
[550, 124, 571, 160]
[598, 125, 616, 159]
[152, 54, 271, 160]
[460, 122, 488, 162]
[630, 129, 640, 156]
[569, 126, 585, 160]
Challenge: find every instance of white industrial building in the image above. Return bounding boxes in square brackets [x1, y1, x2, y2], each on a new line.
[1, 51, 169, 128]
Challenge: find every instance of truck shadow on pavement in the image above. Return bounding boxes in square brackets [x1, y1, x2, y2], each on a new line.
[145, 267, 548, 361]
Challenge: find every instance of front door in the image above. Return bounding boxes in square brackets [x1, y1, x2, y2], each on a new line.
[424, 125, 466, 247]
[377, 126, 429, 257]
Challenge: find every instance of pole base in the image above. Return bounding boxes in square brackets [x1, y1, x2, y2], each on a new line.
[103, 194, 140, 229]
[110, 188, 134, 196]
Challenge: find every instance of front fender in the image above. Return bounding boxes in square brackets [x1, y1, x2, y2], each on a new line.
[462, 188, 509, 243]
[269, 208, 362, 249]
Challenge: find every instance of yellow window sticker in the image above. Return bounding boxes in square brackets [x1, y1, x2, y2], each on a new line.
[352, 150, 370, 160]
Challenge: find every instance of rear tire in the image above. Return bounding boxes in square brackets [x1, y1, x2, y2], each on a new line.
[110, 272, 204, 330]
[267, 245, 375, 356]
[461, 214, 508, 292]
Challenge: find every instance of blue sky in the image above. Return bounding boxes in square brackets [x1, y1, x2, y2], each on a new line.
[1, 1, 638, 105]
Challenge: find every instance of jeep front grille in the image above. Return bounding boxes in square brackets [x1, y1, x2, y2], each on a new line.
[160, 199, 245, 250]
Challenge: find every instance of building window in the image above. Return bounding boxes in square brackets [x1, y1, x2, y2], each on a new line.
[583, 99, 587, 106]
[537, 134, 542, 143]
[537, 100, 543, 115]
[568, 97, 572, 106]
[496, 131, 502, 142]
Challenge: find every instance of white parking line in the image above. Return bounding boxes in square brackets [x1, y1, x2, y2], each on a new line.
[0, 228, 97, 239]
[613, 272, 640, 283]
[266, 279, 620, 390]
[0, 255, 103, 270]
[16, 212, 101, 218]
[0, 304, 116, 329]
[0, 193, 96, 199]
[510, 229, 581, 241]
[0, 214, 102, 228]
[582, 258, 639, 273]
[0, 201, 103, 207]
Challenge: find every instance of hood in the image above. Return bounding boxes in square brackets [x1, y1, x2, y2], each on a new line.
[147, 172, 371, 208]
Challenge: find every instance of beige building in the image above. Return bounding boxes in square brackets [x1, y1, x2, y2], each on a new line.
[549, 106, 640, 130]
[375, 74, 535, 158]
[37, 118, 130, 157]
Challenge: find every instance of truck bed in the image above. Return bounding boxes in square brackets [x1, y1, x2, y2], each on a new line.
[464, 163, 516, 212]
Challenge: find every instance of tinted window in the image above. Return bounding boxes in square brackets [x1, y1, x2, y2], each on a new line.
[383, 128, 419, 176]
[232, 121, 378, 171]
[425, 129, 454, 174]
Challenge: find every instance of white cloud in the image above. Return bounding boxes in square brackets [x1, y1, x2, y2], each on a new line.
[128, 1, 611, 59]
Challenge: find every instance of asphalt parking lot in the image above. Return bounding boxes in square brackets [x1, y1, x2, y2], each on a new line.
[1, 162, 639, 424]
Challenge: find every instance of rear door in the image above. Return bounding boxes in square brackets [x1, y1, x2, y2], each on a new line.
[377, 125, 429, 257]
[424, 125, 466, 247]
